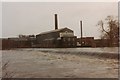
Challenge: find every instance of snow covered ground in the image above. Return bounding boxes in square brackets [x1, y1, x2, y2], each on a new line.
[1, 48, 119, 78]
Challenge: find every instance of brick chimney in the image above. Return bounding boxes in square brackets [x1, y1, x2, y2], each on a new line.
[55, 14, 58, 30]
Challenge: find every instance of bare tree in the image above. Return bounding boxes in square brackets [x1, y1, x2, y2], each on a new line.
[97, 15, 119, 47]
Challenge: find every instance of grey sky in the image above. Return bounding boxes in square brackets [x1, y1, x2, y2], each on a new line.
[2, 2, 118, 39]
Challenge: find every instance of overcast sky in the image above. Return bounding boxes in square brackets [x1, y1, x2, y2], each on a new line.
[2, 2, 118, 39]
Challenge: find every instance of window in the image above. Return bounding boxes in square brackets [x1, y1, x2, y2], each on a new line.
[63, 38, 66, 41]
[68, 38, 70, 41]
[73, 38, 75, 41]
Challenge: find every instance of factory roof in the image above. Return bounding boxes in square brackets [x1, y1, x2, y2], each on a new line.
[37, 27, 73, 36]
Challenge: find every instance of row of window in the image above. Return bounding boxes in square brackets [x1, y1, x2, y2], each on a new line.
[63, 38, 75, 42]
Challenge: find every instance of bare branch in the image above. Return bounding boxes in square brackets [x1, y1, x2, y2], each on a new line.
[98, 20, 109, 36]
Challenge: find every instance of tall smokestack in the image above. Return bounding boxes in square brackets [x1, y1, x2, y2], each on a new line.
[80, 21, 83, 46]
[55, 14, 58, 30]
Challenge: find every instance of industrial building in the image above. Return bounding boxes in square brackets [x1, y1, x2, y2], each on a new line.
[36, 14, 77, 48]
[77, 37, 96, 47]
[36, 27, 77, 48]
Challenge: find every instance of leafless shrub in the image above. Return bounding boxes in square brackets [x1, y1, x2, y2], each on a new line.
[2, 61, 14, 78]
